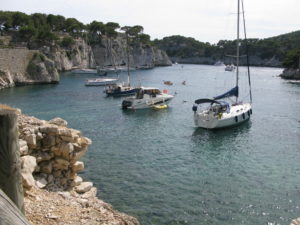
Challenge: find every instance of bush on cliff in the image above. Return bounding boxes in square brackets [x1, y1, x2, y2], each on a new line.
[283, 48, 300, 69]
[60, 36, 75, 48]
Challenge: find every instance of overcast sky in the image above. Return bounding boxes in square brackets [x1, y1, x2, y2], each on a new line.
[2, 0, 299, 44]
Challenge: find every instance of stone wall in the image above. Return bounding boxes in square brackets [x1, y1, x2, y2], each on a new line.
[18, 112, 91, 193]
[16, 110, 139, 224]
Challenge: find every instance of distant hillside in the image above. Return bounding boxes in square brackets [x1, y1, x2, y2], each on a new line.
[153, 31, 300, 67]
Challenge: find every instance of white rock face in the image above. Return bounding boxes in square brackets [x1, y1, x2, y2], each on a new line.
[75, 182, 93, 193]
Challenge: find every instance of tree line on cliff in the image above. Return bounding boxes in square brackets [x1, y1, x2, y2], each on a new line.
[0, 11, 152, 49]
[0, 10, 299, 69]
[154, 31, 300, 68]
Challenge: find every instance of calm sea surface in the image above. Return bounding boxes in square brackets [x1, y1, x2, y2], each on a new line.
[1, 65, 300, 225]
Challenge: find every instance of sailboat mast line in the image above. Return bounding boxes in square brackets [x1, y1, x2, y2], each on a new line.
[241, 0, 253, 104]
[236, 0, 240, 103]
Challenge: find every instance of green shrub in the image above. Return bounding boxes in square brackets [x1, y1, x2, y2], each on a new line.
[60, 36, 75, 48]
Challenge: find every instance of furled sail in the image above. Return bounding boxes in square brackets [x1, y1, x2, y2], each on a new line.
[213, 86, 239, 100]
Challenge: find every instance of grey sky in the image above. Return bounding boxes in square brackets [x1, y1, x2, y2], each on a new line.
[2, 0, 299, 44]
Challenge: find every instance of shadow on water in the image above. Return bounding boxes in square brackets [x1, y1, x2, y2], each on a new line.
[191, 121, 252, 153]
[121, 108, 173, 118]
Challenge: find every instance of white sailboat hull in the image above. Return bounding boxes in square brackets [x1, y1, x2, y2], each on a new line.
[194, 103, 252, 129]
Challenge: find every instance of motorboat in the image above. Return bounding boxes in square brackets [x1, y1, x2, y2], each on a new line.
[85, 78, 118, 86]
[122, 87, 174, 110]
[193, 0, 253, 129]
[225, 64, 235, 71]
[105, 83, 138, 97]
[72, 69, 98, 74]
[163, 80, 173, 85]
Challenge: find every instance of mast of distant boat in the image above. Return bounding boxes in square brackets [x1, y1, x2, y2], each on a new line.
[236, 0, 240, 104]
[125, 31, 130, 86]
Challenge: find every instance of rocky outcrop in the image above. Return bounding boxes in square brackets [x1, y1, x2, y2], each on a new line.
[280, 68, 300, 80]
[17, 111, 139, 224]
[0, 49, 59, 89]
[0, 34, 171, 89]
[40, 38, 96, 71]
[92, 35, 172, 68]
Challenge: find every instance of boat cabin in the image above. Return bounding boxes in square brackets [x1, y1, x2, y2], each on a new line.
[136, 87, 161, 99]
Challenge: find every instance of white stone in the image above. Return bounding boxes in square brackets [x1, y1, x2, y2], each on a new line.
[73, 176, 83, 186]
[36, 177, 47, 189]
[49, 117, 68, 127]
[75, 182, 93, 193]
[24, 134, 37, 147]
[72, 161, 84, 172]
[82, 187, 97, 199]
[21, 155, 37, 173]
[21, 172, 35, 189]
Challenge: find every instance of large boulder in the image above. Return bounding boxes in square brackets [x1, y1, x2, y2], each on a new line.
[21, 155, 37, 189]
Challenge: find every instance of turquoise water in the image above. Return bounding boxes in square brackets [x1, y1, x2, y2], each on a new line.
[1, 65, 300, 225]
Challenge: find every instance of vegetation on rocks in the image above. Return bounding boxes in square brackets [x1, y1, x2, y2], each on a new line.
[153, 30, 300, 66]
[0, 10, 151, 48]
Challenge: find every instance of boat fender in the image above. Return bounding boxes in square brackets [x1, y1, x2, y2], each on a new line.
[192, 105, 197, 112]
[250, 109, 252, 114]
[242, 113, 245, 120]
[247, 111, 250, 117]
[218, 113, 222, 119]
[235, 116, 238, 123]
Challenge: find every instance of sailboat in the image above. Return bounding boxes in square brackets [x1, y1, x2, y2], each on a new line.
[192, 0, 253, 129]
[104, 32, 138, 97]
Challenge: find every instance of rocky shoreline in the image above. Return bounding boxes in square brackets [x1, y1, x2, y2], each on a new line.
[279, 68, 300, 80]
[17, 110, 139, 225]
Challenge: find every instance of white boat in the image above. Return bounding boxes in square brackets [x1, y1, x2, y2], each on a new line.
[122, 87, 174, 110]
[72, 69, 98, 74]
[193, 0, 253, 129]
[225, 64, 235, 71]
[85, 78, 118, 86]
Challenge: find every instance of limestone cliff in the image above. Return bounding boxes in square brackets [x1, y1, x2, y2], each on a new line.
[0, 34, 171, 89]
[0, 48, 59, 89]
[92, 35, 172, 68]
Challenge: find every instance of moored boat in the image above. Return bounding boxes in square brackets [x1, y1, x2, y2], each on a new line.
[193, 0, 253, 129]
[85, 78, 118, 86]
[122, 87, 174, 110]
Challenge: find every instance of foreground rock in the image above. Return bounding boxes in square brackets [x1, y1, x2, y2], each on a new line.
[25, 187, 139, 225]
[17, 111, 139, 225]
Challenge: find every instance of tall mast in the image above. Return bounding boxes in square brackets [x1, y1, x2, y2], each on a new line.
[236, 0, 240, 103]
[125, 31, 130, 85]
[241, 0, 253, 104]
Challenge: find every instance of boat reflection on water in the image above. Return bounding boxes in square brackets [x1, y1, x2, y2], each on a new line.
[191, 121, 252, 150]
